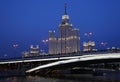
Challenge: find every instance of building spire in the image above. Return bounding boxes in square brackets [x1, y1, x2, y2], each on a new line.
[62, 3, 69, 20]
[64, 3, 67, 15]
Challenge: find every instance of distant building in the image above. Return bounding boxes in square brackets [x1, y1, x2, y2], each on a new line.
[30, 45, 39, 56]
[49, 4, 80, 54]
[22, 51, 29, 57]
[83, 41, 96, 51]
[107, 47, 120, 52]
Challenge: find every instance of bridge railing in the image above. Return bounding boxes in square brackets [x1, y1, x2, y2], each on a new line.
[0, 49, 120, 61]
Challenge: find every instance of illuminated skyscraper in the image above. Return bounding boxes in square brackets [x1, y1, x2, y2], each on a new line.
[49, 4, 80, 54]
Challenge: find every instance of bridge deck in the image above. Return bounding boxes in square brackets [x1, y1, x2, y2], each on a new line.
[0, 52, 109, 64]
[26, 53, 120, 73]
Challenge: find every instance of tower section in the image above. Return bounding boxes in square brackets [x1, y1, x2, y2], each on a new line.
[72, 28, 80, 53]
[59, 17, 73, 54]
[59, 4, 73, 54]
[49, 31, 57, 54]
[58, 4, 80, 54]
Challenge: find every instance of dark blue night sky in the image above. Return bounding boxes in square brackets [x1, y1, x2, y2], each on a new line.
[0, 0, 120, 58]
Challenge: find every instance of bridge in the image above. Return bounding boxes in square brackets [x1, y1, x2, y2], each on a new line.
[0, 52, 120, 75]
[26, 53, 120, 73]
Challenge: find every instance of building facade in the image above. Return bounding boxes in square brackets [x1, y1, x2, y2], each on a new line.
[30, 45, 39, 56]
[49, 4, 80, 55]
[83, 41, 95, 51]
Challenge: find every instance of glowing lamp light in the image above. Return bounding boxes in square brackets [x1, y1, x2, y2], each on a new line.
[89, 32, 92, 35]
[42, 39, 49, 44]
[13, 44, 18, 48]
[84, 32, 92, 36]
[101, 42, 107, 46]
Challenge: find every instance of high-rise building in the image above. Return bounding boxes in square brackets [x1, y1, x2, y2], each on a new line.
[49, 4, 80, 55]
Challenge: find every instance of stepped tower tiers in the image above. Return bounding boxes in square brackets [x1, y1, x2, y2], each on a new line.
[49, 4, 80, 55]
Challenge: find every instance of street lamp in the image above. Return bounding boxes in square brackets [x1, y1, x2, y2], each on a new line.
[13, 44, 18, 58]
[84, 32, 92, 42]
[42, 39, 48, 54]
[101, 42, 107, 46]
[3, 54, 7, 59]
[101, 42, 107, 50]
[42, 39, 48, 44]
[13, 44, 18, 48]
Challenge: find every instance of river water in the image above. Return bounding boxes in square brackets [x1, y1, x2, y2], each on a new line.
[0, 74, 120, 82]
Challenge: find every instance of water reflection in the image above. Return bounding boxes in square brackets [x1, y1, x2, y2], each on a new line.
[0, 74, 120, 82]
[0, 76, 25, 82]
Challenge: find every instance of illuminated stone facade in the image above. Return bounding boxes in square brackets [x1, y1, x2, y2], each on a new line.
[49, 5, 80, 54]
[49, 31, 57, 54]
[30, 45, 39, 56]
[83, 41, 95, 51]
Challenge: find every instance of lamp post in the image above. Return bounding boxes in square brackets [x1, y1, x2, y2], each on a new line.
[42, 39, 48, 44]
[13, 44, 18, 58]
[101, 42, 107, 50]
[42, 39, 48, 54]
[3, 54, 7, 59]
[84, 32, 92, 42]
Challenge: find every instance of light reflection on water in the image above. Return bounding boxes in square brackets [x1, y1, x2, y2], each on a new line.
[0, 75, 120, 82]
